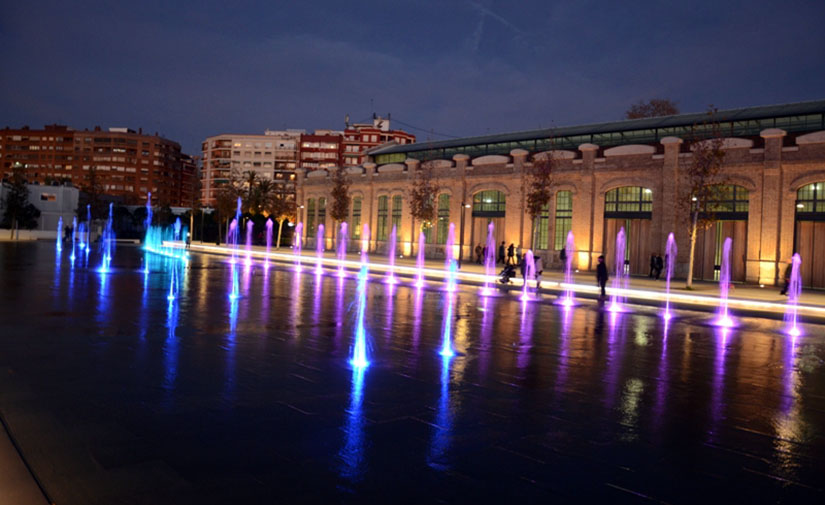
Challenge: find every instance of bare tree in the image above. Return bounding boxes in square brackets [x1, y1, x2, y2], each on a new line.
[525, 151, 555, 249]
[329, 166, 351, 239]
[408, 161, 439, 235]
[625, 99, 680, 119]
[684, 106, 728, 288]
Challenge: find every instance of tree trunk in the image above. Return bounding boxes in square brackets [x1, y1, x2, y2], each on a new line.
[276, 218, 284, 249]
[686, 211, 699, 288]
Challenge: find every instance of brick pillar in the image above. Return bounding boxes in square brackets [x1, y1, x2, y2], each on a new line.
[578, 143, 598, 269]
[364, 162, 376, 251]
[659, 137, 685, 273]
[511, 149, 529, 250]
[758, 128, 786, 284]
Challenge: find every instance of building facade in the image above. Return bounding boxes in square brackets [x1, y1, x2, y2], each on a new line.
[298, 130, 344, 171]
[297, 100, 825, 288]
[0, 124, 193, 206]
[343, 116, 415, 166]
[201, 130, 301, 206]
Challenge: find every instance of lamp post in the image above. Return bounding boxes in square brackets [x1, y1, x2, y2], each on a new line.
[458, 202, 471, 269]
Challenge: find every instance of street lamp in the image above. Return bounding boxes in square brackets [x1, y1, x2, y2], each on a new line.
[458, 202, 471, 268]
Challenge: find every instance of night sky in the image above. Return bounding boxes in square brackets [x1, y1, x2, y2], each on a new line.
[2, 0, 823, 154]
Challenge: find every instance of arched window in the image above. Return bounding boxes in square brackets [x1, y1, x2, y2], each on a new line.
[376, 195, 389, 241]
[604, 187, 652, 218]
[391, 195, 403, 237]
[436, 194, 450, 244]
[796, 182, 825, 217]
[351, 196, 362, 239]
[700, 184, 749, 219]
[554, 190, 572, 250]
[306, 198, 316, 235]
[472, 190, 505, 217]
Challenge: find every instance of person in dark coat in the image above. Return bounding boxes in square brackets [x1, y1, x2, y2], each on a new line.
[475, 244, 483, 264]
[498, 241, 505, 265]
[596, 255, 609, 298]
[654, 254, 664, 280]
[518, 255, 526, 279]
[559, 246, 567, 269]
[507, 243, 515, 265]
[780, 262, 792, 295]
[649, 254, 657, 278]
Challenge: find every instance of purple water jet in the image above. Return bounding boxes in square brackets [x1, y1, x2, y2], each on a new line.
[481, 222, 496, 296]
[228, 219, 239, 264]
[265, 218, 273, 269]
[415, 231, 426, 288]
[521, 249, 535, 302]
[561, 231, 575, 307]
[445, 223, 457, 292]
[663, 233, 678, 320]
[716, 237, 733, 327]
[70, 216, 77, 263]
[293, 222, 303, 272]
[386, 225, 398, 284]
[244, 221, 254, 267]
[786, 253, 803, 336]
[315, 224, 325, 276]
[338, 222, 348, 278]
[609, 227, 627, 312]
[56, 216, 63, 253]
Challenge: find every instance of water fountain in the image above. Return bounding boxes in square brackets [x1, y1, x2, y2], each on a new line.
[77, 222, 87, 262]
[786, 253, 802, 337]
[415, 231, 426, 288]
[315, 224, 325, 276]
[663, 233, 678, 320]
[144, 192, 153, 234]
[173, 217, 182, 241]
[445, 223, 457, 292]
[167, 261, 179, 301]
[84, 204, 92, 261]
[360, 224, 370, 265]
[70, 217, 77, 263]
[265, 219, 273, 269]
[561, 231, 575, 307]
[439, 291, 456, 357]
[386, 225, 398, 284]
[293, 222, 303, 272]
[481, 222, 496, 296]
[521, 249, 535, 302]
[98, 203, 115, 273]
[338, 222, 348, 278]
[56, 216, 63, 253]
[716, 237, 733, 327]
[245, 220, 254, 268]
[227, 218, 239, 264]
[350, 261, 370, 368]
[609, 227, 627, 312]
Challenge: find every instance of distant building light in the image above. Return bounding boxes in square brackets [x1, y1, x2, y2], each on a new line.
[796, 203, 804, 209]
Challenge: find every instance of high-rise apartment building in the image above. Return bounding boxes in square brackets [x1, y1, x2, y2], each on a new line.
[200, 130, 302, 206]
[342, 115, 415, 166]
[0, 124, 194, 206]
[297, 130, 343, 171]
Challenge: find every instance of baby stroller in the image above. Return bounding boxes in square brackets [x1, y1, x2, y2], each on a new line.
[499, 264, 516, 284]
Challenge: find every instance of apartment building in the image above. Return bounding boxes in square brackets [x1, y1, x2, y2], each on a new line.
[342, 115, 415, 166]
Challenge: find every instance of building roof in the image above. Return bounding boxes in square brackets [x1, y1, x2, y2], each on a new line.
[370, 99, 825, 162]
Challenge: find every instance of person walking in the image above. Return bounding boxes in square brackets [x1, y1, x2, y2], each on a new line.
[649, 254, 657, 278]
[559, 246, 567, 270]
[654, 254, 664, 280]
[498, 241, 506, 265]
[507, 243, 515, 265]
[534, 255, 544, 289]
[596, 255, 609, 299]
[475, 244, 483, 264]
[780, 261, 792, 295]
[518, 254, 526, 280]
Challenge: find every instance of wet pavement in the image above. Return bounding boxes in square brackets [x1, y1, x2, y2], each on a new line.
[0, 241, 824, 504]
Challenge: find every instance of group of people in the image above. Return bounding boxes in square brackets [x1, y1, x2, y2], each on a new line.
[475, 241, 522, 267]
[648, 253, 665, 280]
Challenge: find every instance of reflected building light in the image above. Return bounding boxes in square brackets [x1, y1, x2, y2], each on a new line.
[708, 326, 730, 444]
[517, 303, 534, 371]
[162, 299, 179, 408]
[618, 378, 644, 442]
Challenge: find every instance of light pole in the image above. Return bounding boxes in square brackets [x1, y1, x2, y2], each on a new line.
[458, 202, 471, 269]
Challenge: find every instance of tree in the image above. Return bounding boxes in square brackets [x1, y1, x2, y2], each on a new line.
[683, 107, 728, 289]
[625, 99, 679, 119]
[408, 161, 439, 236]
[526, 151, 555, 249]
[1, 163, 40, 237]
[214, 185, 241, 244]
[268, 187, 296, 249]
[329, 166, 351, 239]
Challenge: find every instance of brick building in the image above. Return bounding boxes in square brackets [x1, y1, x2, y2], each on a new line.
[0, 124, 194, 206]
[342, 115, 415, 166]
[298, 130, 344, 171]
[297, 100, 825, 289]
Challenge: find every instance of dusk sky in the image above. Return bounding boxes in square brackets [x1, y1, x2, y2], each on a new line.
[2, 0, 823, 154]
